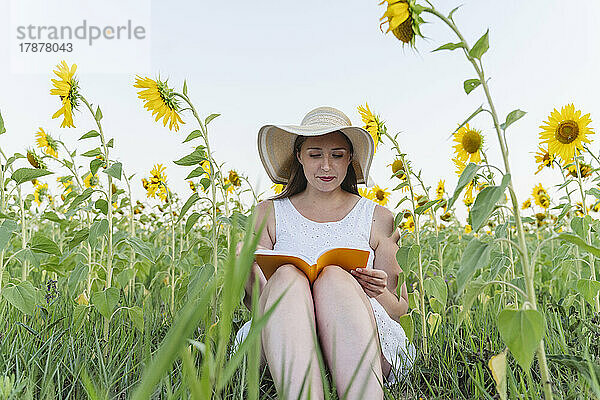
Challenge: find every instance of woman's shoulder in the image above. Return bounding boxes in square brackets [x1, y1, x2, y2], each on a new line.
[369, 202, 396, 248]
[253, 200, 276, 247]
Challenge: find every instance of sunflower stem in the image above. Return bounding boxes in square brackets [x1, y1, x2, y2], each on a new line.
[422, 6, 554, 398]
[382, 130, 428, 358]
[18, 185, 29, 281]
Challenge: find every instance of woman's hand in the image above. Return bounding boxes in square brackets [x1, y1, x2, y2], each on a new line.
[351, 268, 388, 298]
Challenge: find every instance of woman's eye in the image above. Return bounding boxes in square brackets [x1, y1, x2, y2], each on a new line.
[333, 154, 343, 158]
[309, 154, 321, 158]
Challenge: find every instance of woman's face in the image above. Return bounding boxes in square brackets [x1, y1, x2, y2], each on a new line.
[296, 132, 352, 192]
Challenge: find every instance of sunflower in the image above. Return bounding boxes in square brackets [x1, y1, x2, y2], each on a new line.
[134, 76, 184, 132]
[521, 199, 532, 210]
[453, 157, 467, 176]
[145, 164, 169, 201]
[539, 104, 594, 162]
[453, 123, 483, 164]
[228, 170, 241, 187]
[371, 185, 391, 206]
[402, 215, 415, 232]
[83, 173, 99, 188]
[272, 183, 285, 194]
[591, 202, 600, 213]
[189, 180, 197, 193]
[27, 149, 46, 169]
[389, 159, 406, 179]
[566, 161, 593, 179]
[534, 146, 554, 175]
[223, 178, 235, 194]
[34, 183, 49, 206]
[35, 128, 59, 158]
[574, 202, 587, 217]
[440, 211, 452, 222]
[379, 0, 424, 46]
[200, 160, 213, 177]
[464, 224, 472, 234]
[357, 103, 381, 151]
[463, 182, 474, 207]
[532, 184, 550, 209]
[436, 180, 445, 200]
[50, 61, 79, 128]
[414, 194, 427, 207]
[359, 187, 374, 200]
[58, 177, 73, 195]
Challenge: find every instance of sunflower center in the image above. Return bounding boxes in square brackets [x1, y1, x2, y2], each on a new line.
[543, 153, 552, 167]
[461, 130, 482, 154]
[375, 190, 385, 201]
[393, 16, 414, 44]
[157, 80, 180, 111]
[555, 120, 579, 144]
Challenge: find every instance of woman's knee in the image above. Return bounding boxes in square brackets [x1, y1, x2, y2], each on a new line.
[259, 264, 311, 310]
[313, 265, 361, 299]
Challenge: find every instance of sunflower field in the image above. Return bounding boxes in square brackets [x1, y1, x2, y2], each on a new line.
[1, 1, 600, 400]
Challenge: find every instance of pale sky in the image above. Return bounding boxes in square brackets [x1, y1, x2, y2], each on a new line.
[1, 0, 599, 220]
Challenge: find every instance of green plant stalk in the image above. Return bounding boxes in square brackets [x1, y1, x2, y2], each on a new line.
[0, 148, 9, 294]
[422, 7, 553, 398]
[413, 172, 444, 274]
[383, 130, 428, 356]
[81, 96, 114, 345]
[17, 185, 29, 282]
[167, 187, 176, 314]
[123, 172, 137, 298]
[574, 156, 599, 311]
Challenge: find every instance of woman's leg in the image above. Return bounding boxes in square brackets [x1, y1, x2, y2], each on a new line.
[259, 264, 324, 400]
[312, 265, 384, 400]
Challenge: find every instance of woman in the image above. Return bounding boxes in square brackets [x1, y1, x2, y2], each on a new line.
[235, 107, 415, 400]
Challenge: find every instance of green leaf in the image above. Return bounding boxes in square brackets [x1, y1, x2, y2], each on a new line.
[570, 216, 590, 239]
[424, 276, 448, 306]
[200, 178, 211, 191]
[185, 212, 201, 234]
[558, 233, 600, 257]
[497, 309, 545, 371]
[126, 237, 155, 262]
[0, 109, 6, 135]
[69, 228, 89, 250]
[396, 245, 419, 278]
[0, 226, 12, 252]
[185, 166, 208, 180]
[546, 354, 600, 392]
[182, 79, 188, 96]
[500, 109, 527, 131]
[452, 105, 485, 137]
[90, 158, 104, 175]
[66, 188, 94, 217]
[415, 199, 441, 215]
[79, 130, 99, 140]
[95, 199, 108, 215]
[107, 138, 114, 148]
[205, 113, 220, 125]
[2, 281, 37, 315]
[68, 262, 89, 294]
[72, 305, 89, 333]
[398, 314, 414, 343]
[104, 162, 122, 180]
[88, 219, 108, 248]
[178, 193, 200, 223]
[95, 106, 103, 121]
[183, 130, 203, 144]
[174, 148, 206, 166]
[128, 306, 144, 332]
[464, 79, 481, 95]
[432, 42, 464, 52]
[576, 279, 600, 306]
[457, 238, 491, 294]
[470, 174, 511, 232]
[82, 148, 102, 157]
[11, 168, 53, 185]
[447, 5, 462, 21]
[42, 211, 63, 224]
[469, 29, 489, 60]
[29, 233, 61, 256]
[447, 163, 481, 210]
[91, 287, 120, 319]
[586, 187, 600, 200]
[458, 280, 490, 327]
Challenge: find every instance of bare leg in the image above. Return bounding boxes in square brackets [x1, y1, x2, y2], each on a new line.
[313, 265, 383, 400]
[259, 264, 324, 400]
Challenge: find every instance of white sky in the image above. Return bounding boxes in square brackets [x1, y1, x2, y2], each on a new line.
[1, 0, 599, 220]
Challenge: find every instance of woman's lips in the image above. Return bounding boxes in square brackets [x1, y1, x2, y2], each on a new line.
[318, 177, 335, 182]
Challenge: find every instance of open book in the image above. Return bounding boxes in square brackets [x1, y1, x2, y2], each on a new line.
[254, 247, 370, 284]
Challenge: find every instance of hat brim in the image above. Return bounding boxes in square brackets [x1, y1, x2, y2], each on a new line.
[258, 123, 374, 185]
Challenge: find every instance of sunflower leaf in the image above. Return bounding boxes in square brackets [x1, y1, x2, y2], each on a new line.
[432, 42, 464, 52]
[469, 29, 489, 60]
[82, 148, 102, 157]
[185, 166, 208, 180]
[463, 79, 481, 95]
[457, 238, 491, 294]
[557, 233, 600, 258]
[577, 279, 600, 306]
[11, 168, 53, 185]
[178, 193, 200, 223]
[415, 199, 441, 215]
[183, 130, 203, 144]
[0, 109, 6, 135]
[95, 106, 103, 121]
[29, 233, 61, 256]
[500, 109, 527, 131]
[185, 212, 201, 234]
[497, 308, 545, 371]
[174, 148, 206, 166]
[104, 162, 122, 180]
[448, 5, 462, 21]
[469, 174, 511, 232]
[447, 163, 481, 210]
[80, 130, 99, 140]
[90, 158, 104, 175]
[205, 114, 220, 126]
[451, 105, 485, 136]
[183, 79, 188, 97]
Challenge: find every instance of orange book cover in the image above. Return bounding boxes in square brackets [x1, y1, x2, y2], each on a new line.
[254, 247, 370, 284]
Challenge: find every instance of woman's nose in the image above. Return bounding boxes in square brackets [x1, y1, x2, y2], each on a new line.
[321, 156, 331, 171]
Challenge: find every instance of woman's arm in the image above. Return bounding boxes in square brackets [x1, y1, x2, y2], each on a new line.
[370, 205, 409, 322]
[238, 200, 274, 311]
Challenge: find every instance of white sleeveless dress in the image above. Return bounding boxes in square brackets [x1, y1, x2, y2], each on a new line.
[233, 196, 415, 385]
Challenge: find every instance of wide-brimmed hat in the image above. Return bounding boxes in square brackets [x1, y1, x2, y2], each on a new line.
[257, 106, 374, 186]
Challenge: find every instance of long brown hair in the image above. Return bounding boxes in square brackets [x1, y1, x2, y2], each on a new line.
[269, 131, 359, 200]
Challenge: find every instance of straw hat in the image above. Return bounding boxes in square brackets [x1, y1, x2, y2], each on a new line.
[257, 106, 374, 186]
